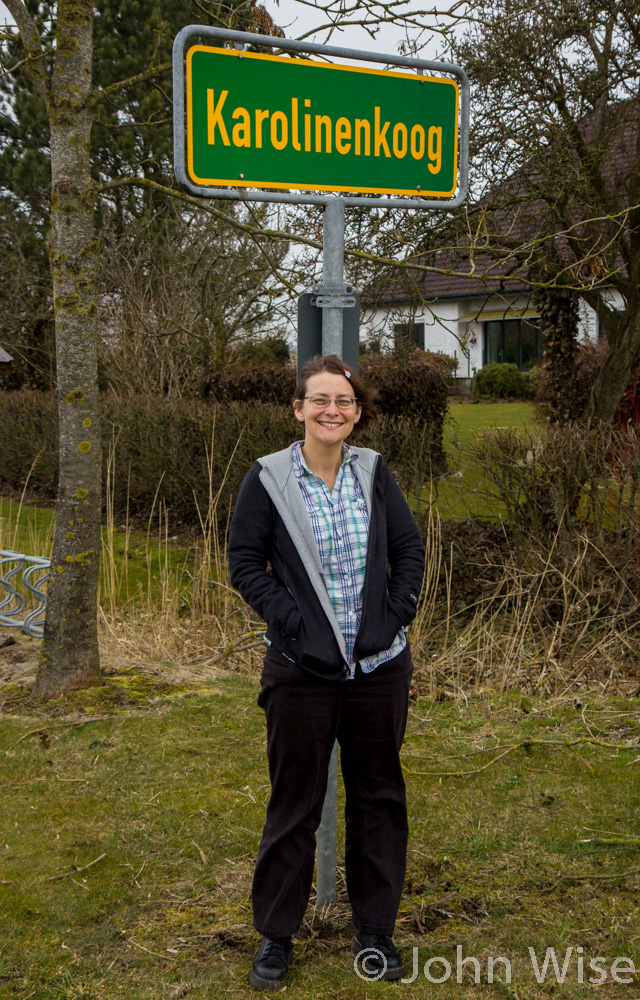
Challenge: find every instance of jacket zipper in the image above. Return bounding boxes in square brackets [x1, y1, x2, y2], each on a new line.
[353, 455, 380, 657]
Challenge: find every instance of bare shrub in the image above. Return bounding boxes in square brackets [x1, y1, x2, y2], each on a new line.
[412, 422, 640, 695]
[97, 208, 290, 398]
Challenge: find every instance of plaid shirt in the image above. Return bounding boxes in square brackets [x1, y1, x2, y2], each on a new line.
[293, 442, 406, 677]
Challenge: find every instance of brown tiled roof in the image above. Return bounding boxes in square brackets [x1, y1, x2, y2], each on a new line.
[369, 98, 637, 307]
[374, 254, 529, 304]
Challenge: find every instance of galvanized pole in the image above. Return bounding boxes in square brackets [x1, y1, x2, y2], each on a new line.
[173, 11, 470, 920]
[315, 195, 345, 907]
[316, 741, 338, 906]
[320, 196, 345, 356]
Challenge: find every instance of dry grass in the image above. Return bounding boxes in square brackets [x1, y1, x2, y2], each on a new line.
[413, 530, 640, 703]
[95, 496, 639, 706]
[3, 494, 638, 702]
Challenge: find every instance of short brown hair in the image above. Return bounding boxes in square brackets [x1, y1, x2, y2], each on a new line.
[293, 354, 377, 434]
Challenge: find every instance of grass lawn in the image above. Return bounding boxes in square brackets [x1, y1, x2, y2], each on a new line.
[445, 400, 538, 450]
[0, 498, 202, 616]
[2, 399, 638, 997]
[429, 399, 540, 521]
[1, 670, 639, 998]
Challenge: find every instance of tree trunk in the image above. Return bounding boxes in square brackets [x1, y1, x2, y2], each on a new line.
[590, 312, 640, 425]
[33, 0, 102, 697]
[535, 287, 581, 424]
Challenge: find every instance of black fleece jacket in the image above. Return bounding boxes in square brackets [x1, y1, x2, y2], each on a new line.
[228, 446, 425, 680]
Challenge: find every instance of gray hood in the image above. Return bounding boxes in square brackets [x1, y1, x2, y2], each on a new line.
[256, 443, 380, 660]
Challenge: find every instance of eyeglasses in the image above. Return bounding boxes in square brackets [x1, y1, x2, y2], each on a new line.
[302, 395, 358, 410]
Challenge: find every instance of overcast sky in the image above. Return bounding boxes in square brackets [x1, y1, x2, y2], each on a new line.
[263, 0, 453, 63]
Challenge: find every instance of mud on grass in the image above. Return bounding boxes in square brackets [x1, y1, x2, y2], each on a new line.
[1, 668, 640, 999]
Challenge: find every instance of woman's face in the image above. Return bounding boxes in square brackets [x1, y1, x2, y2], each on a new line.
[294, 371, 361, 449]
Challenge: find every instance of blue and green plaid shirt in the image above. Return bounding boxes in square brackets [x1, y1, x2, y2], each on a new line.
[293, 441, 406, 677]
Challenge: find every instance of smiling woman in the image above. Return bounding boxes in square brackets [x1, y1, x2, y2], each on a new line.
[292, 370, 362, 485]
[228, 353, 425, 990]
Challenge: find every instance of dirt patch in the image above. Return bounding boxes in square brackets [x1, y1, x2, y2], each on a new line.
[0, 636, 129, 694]
[0, 634, 223, 717]
[0, 634, 44, 691]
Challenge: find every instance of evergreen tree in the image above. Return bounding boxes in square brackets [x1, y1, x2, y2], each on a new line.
[0, 0, 276, 388]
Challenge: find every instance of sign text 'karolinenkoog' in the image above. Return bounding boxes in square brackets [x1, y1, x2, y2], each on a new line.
[186, 46, 459, 197]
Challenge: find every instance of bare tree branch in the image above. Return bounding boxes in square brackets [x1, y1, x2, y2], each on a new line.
[93, 60, 172, 106]
[3, 0, 47, 95]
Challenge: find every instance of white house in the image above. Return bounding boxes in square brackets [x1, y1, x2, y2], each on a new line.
[359, 95, 636, 377]
[361, 269, 623, 379]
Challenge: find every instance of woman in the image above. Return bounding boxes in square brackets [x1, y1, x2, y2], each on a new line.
[228, 354, 425, 990]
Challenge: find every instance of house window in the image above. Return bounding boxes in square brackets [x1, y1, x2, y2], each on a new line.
[483, 318, 543, 371]
[394, 322, 424, 349]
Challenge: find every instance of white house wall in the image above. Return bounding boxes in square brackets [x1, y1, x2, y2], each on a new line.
[362, 288, 623, 372]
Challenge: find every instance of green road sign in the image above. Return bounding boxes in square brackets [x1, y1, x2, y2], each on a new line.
[186, 46, 459, 197]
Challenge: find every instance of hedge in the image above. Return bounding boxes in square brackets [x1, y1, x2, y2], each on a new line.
[209, 347, 449, 422]
[0, 390, 447, 530]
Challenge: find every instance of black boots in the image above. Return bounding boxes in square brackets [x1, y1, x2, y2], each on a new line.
[352, 930, 406, 980]
[249, 936, 293, 990]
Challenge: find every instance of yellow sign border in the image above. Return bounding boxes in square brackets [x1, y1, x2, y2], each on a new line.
[185, 45, 460, 198]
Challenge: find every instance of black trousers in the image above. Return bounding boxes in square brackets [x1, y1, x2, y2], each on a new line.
[252, 642, 413, 938]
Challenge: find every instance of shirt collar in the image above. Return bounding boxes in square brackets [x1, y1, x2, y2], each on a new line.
[293, 441, 359, 479]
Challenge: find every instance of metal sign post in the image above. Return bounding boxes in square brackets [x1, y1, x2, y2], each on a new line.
[296, 289, 359, 377]
[296, 201, 358, 380]
[173, 21, 469, 912]
[314, 194, 355, 907]
[319, 197, 347, 357]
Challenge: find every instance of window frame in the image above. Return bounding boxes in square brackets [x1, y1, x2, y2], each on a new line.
[393, 321, 425, 349]
[482, 316, 543, 371]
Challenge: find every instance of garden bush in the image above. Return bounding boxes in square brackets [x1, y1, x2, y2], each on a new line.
[437, 421, 640, 633]
[230, 335, 290, 367]
[208, 346, 449, 413]
[526, 364, 545, 398]
[424, 350, 458, 379]
[359, 347, 449, 418]
[474, 362, 532, 399]
[207, 364, 295, 404]
[0, 390, 59, 500]
[471, 419, 640, 563]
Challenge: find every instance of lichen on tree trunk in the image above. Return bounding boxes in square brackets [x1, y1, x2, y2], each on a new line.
[32, 0, 103, 697]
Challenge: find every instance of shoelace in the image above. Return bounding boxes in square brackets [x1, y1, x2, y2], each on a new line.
[261, 938, 290, 961]
[369, 935, 397, 956]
